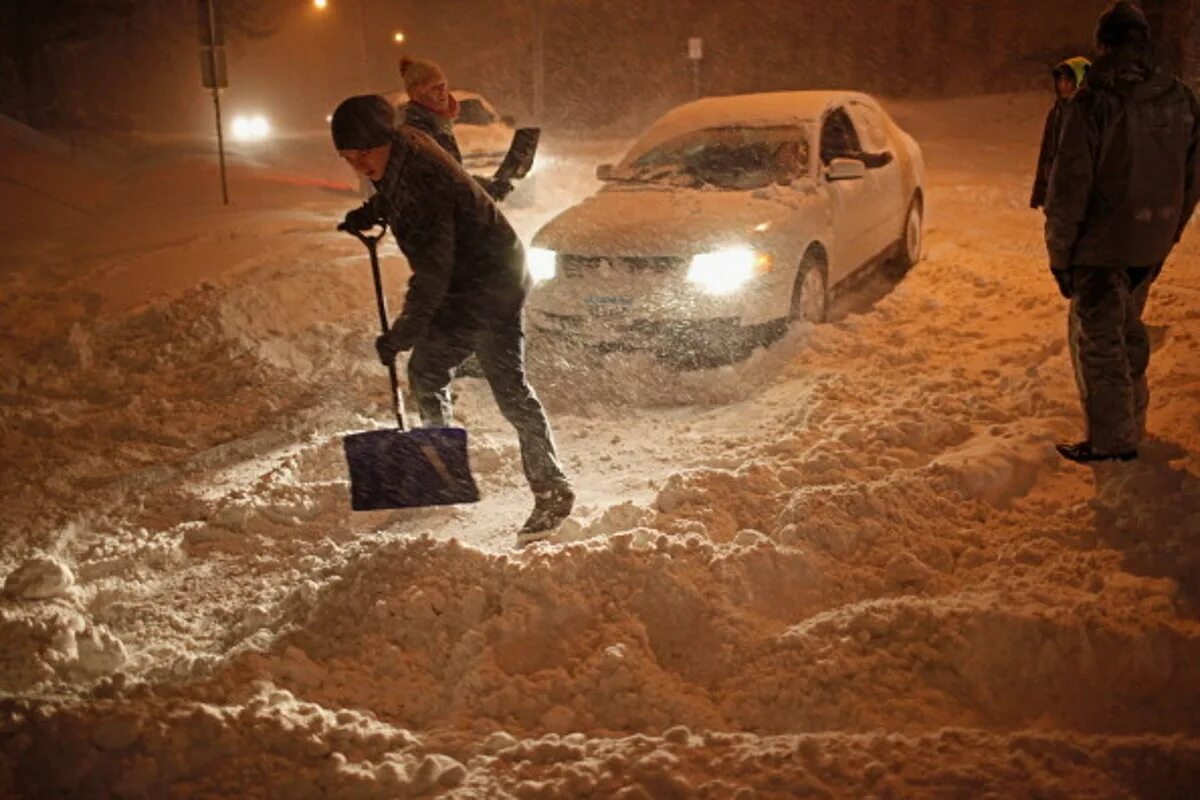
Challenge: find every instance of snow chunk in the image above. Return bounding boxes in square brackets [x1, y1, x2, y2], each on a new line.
[4, 556, 75, 600]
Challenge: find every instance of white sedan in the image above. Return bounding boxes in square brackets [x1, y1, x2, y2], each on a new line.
[527, 91, 924, 358]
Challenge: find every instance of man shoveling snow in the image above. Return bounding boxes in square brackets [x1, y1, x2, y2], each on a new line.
[331, 94, 574, 542]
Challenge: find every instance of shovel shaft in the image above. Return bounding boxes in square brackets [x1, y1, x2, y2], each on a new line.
[365, 238, 408, 431]
[342, 223, 408, 431]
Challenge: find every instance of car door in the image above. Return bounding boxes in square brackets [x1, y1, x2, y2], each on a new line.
[818, 106, 877, 285]
[848, 100, 907, 261]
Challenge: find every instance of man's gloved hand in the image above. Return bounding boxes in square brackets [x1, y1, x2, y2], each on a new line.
[1051, 268, 1073, 299]
[342, 204, 379, 232]
[488, 179, 515, 202]
[374, 331, 412, 366]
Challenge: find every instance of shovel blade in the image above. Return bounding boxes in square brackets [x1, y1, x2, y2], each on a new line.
[343, 427, 480, 510]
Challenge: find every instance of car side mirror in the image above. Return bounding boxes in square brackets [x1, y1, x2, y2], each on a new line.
[826, 157, 866, 181]
[501, 115, 516, 127]
[596, 163, 615, 181]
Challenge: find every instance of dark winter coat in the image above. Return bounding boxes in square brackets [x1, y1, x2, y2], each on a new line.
[1045, 45, 1200, 270]
[1031, 99, 1067, 209]
[365, 127, 529, 348]
[403, 101, 511, 200]
[403, 102, 464, 165]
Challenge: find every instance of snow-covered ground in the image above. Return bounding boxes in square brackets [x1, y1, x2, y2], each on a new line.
[2, 92, 1199, 797]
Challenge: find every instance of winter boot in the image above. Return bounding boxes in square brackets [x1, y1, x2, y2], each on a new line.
[517, 485, 575, 546]
[1056, 440, 1137, 464]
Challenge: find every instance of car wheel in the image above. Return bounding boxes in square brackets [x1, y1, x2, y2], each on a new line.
[790, 257, 829, 324]
[897, 196, 923, 272]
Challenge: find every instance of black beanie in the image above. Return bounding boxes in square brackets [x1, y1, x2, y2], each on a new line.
[330, 94, 395, 150]
[1096, 1, 1151, 48]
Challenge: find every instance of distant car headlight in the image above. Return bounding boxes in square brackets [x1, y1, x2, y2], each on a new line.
[231, 114, 271, 142]
[528, 247, 557, 283]
[686, 247, 771, 294]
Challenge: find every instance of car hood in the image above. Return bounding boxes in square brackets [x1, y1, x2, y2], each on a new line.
[532, 183, 817, 256]
[457, 123, 512, 165]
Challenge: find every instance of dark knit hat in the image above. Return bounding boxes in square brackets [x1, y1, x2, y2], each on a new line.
[330, 94, 395, 150]
[1095, 1, 1151, 48]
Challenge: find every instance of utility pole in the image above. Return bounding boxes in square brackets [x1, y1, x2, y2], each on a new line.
[357, 0, 372, 88]
[688, 37, 703, 99]
[532, 0, 545, 122]
[197, 0, 229, 205]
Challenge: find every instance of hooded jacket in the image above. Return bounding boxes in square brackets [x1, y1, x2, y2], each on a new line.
[365, 127, 529, 347]
[1031, 58, 1091, 209]
[1045, 44, 1200, 270]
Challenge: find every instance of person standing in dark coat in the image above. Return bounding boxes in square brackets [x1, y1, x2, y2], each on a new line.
[398, 56, 513, 201]
[1031, 56, 1091, 210]
[1044, 1, 1200, 463]
[331, 94, 573, 539]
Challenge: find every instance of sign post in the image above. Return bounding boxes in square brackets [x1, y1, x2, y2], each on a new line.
[198, 0, 229, 205]
[687, 37, 703, 99]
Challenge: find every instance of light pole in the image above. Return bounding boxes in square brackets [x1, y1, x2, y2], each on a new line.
[532, 0, 545, 122]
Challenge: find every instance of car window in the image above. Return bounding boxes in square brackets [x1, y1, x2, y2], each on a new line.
[848, 102, 889, 152]
[819, 108, 862, 165]
[619, 125, 810, 190]
[457, 98, 496, 126]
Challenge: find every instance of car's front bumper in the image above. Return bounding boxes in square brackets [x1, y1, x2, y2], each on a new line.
[528, 309, 785, 360]
[527, 254, 792, 331]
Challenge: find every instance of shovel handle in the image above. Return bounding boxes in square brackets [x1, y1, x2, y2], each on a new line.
[340, 222, 407, 431]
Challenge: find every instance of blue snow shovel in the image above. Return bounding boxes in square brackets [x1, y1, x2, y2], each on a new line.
[339, 223, 480, 511]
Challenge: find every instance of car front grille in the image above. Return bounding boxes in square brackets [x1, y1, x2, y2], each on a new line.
[559, 254, 687, 278]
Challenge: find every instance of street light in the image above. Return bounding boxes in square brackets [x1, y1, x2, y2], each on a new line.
[393, 31, 405, 44]
[313, 0, 327, 9]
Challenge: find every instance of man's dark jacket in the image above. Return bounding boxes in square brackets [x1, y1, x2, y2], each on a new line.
[365, 127, 529, 348]
[1031, 99, 1068, 209]
[1045, 45, 1200, 270]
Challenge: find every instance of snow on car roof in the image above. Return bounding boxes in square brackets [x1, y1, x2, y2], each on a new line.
[626, 90, 875, 162]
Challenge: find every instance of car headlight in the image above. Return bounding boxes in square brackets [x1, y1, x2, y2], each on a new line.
[528, 247, 557, 283]
[231, 114, 271, 142]
[686, 247, 771, 295]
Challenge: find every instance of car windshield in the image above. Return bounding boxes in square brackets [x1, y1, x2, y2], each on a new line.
[616, 125, 809, 190]
[457, 98, 496, 126]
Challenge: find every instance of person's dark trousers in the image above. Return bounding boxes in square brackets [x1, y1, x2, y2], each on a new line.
[1066, 264, 1158, 455]
[408, 312, 568, 495]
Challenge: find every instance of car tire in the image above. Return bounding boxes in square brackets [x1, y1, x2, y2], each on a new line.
[896, 195, 923, 273]
[790, 255, 829, 324]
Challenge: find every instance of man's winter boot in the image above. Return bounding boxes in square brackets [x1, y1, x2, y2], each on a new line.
[517, 485, 575, 545]
[1056, 440, 1138, 464]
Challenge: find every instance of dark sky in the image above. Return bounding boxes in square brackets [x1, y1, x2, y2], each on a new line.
[0, 0, 1193, 133]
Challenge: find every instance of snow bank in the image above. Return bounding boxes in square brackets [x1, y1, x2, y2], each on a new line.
[2, 91, 1199, 797]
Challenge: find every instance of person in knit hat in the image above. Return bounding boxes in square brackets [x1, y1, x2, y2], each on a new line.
[398, 55, 513, 201]
[331, 94, 574, 540]
[1030, 56, 1090, 210]
[1043, 1, 1200, 463]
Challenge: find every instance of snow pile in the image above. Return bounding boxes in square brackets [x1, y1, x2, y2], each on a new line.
[1, 554, 128, 693]
[1, 93, 1199, 796]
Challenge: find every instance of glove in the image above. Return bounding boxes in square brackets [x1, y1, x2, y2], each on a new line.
[374, 331, 411, 366]
[341, 204, 379, 232]
[1051, 268, 1072, 299]
[486, 178, 514, 202]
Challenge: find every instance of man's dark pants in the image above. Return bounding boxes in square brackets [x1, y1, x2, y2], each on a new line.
[408, 312, 567, 495]
[1067, 265, 1158, 455]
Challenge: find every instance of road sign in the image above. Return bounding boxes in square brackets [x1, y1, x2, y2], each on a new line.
[688, 37, 703, 61]
[199, 47, 228, 89]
